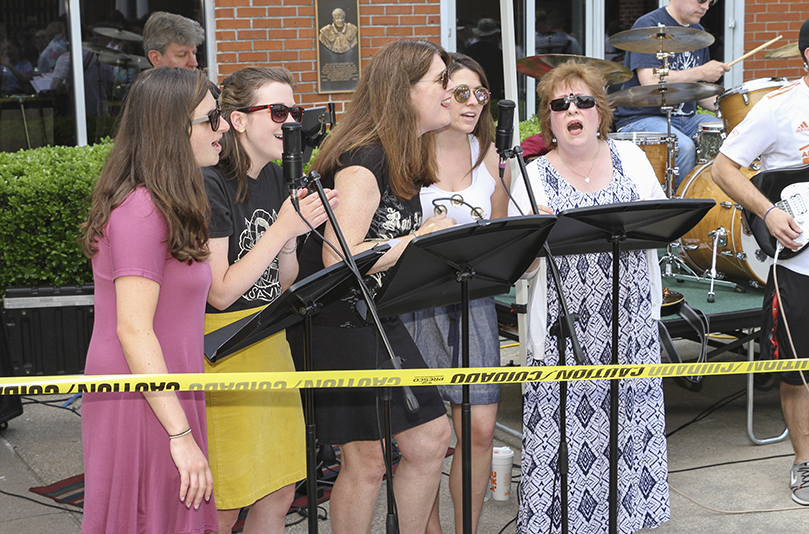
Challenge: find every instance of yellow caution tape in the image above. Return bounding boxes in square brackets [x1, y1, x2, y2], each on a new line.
[2, 358, 808, 395]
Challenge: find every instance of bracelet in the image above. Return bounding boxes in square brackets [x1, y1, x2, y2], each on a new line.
[169, 428, 192, 440]
[763, 205, 777, 224]
[280, 243, 297, 255]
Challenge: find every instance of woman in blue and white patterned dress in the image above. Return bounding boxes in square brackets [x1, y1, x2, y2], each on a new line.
[508, 61, 670, 533]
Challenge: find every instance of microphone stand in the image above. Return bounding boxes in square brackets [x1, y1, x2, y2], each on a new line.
[500, 143, 583, 534]
[290, 167, 419, 534]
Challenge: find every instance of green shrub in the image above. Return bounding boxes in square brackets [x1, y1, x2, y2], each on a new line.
[520, 115, 541, 143]
[0, 141, 112, 292]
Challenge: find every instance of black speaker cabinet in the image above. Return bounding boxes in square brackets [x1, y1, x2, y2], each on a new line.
[2, 285, 94, 376]
[0, 317, 23, 429]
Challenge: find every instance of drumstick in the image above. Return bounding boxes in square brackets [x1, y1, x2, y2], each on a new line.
[728, 35, 782, 67]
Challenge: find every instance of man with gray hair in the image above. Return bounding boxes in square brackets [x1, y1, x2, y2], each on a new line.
[143, 11, 204, 69]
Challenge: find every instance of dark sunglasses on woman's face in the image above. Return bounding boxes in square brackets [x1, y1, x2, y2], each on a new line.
[236, 103, 305, 123]
[453, 85, 491, 105]
[548, 94, 597, 112]
[190, 102, 222, 131]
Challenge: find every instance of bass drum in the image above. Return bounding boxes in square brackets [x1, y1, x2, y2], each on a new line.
[676, 160, 769, 285]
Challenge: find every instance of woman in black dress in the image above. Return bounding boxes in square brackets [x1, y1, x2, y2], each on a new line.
[292, 39, 458, 533]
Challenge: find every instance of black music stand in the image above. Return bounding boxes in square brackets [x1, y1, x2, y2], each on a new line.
[203, 246, 388, 533]
[375, 215, 556, 534]
[544, 198, 713, 534]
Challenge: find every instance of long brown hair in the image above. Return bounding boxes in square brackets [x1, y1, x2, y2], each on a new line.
[537, 61, 613, 149]
[81, 68, 212, 263]
[218, 66, 295, 203]
[312, 39, 451, 200]
[448, 53, 494, 172]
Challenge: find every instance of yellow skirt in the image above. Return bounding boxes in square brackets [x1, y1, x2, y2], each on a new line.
[204, 308, 306, 510]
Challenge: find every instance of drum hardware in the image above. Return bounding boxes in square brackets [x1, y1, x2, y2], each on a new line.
[608, 132, 674, 186]
[706, 227, 728, 303]
[675, 161, 770, 295]
[609, 25, 715, 55]
[93, 27, 143, 42]
[716, 78, 788, 133]
[695, 123, 725, 163]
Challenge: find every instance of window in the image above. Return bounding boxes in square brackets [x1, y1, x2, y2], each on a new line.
[0, 0, 206, 152]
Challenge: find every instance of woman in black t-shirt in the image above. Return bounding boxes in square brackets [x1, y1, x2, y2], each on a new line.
[293, 40, 458, 534]
[202, 67, 337, 534]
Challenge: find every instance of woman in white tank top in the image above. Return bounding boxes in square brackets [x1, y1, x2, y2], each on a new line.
[401, 53, 511, 534]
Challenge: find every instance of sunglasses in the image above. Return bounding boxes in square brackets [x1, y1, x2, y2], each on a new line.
[236, 103, 304, 123]
[454, 84, 491, 105]
[697, 0, 718, 5]
[190, 102, 222, 131]
[417, 67, 450, 90]
[548, 94, 597, 112]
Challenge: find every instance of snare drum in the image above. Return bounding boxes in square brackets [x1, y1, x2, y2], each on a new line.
[695, 123, 725, 163]
[609, 132, 674, 185]
[717, 77, 788, 134]
[676, 160, 768, 285]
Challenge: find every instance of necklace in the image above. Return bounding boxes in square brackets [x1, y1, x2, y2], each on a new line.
[557, 141, 601, 183]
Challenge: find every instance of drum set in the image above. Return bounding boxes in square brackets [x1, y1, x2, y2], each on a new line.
[516, 25, 799, 301]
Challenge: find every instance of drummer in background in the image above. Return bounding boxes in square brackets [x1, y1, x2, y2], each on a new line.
[712, 17, 809, 507]
[613, 0, 729, 187]
[143, 11, 203, 70]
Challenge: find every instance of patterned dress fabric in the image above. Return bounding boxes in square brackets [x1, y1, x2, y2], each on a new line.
[518, 140, 670, 534]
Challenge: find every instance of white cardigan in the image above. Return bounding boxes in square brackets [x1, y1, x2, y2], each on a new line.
[507, 140, 666, 362]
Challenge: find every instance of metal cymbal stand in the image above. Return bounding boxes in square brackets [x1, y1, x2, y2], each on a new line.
[650, 45, 700, 278]
[650, 40, 739, 297]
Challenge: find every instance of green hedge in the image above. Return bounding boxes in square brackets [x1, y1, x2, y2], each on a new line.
[0, 119, 540, 293]
[0, 141, 112, 292]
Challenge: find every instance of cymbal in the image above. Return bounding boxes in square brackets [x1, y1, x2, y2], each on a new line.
[93, 27, 143, 42]
[608, 82, 724, 107]
[82, 42, 125, 56]
[763, 42, 800, 59]
[99, 52, 151, 70]
[609, 26, 714, 54]
[517, 54, 633, 86]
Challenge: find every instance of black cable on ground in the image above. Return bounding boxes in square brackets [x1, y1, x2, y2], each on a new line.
[669, 453, 794, 475]
[665, 387, 745, 438]
[0, 488, 83, 513]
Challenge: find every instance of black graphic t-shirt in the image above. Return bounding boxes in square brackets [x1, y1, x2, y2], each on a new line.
[614, 7, 711, 129]
[203, 162, 289, 313]
[296, 144, 422, 327]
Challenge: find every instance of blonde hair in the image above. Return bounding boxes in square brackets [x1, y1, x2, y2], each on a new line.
[536, 61, 613, 149]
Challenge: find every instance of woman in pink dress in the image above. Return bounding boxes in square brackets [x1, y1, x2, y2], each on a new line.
[79, 67, 229, 534]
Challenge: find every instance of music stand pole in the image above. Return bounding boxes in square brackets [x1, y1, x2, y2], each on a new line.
[303, 312, 319, 532]
[306, 171, 418, 534]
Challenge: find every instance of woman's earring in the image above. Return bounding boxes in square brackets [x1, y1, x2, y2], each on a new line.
[596, 131, 601, 138]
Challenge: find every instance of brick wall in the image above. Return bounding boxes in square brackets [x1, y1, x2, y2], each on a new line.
[743, 1, 808, 82]
[214, 0, 441, 115]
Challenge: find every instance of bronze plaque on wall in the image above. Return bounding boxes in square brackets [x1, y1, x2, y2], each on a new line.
[315, 0, 361, 94]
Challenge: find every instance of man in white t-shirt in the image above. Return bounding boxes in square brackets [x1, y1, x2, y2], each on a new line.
[713, 17, 809, 506]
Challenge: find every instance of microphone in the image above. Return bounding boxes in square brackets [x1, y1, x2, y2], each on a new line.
[495, 99, 515, 158]
[282, 122, 304, 209]
[495, 100, 516, 179]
